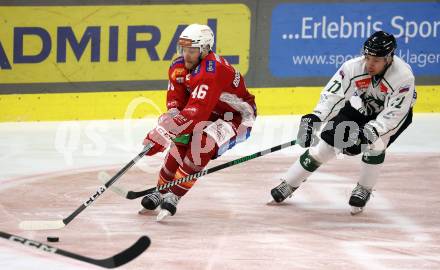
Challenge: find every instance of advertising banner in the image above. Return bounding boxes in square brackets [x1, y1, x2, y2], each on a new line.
[0, 4, 250, 83]
[270, 2, 440, 77]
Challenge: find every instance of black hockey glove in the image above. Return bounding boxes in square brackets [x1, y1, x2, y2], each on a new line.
[297, 114, 321, 148]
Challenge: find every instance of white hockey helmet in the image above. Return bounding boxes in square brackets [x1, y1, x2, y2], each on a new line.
[177, 24, 214, 55]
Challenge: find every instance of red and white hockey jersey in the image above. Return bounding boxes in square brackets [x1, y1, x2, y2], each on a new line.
[165, 52, 256, 136]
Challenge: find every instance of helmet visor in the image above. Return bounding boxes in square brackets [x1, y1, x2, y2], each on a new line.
[177, 38, 201, 55]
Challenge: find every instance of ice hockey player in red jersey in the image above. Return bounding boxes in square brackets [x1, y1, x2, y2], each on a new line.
[140, 24, 257, 221]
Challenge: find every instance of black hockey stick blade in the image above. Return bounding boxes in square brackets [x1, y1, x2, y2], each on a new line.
[103, 236, 150, 268]
[0, 231, 150, 269]
[126, 139, 297, 200]
[127, 187, 156, 200]
[19, 144, 153, 231]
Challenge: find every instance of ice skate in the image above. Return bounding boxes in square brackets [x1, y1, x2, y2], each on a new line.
[349, 183, 371, 215]
[268, 180, 298, 204]
[156, 192, 180, 222]
[139, 191, 163, 215]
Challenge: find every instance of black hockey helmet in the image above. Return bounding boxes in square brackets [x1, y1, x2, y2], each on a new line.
[363, 31, 397, 57]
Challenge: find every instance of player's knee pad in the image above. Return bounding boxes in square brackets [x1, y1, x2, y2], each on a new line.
[309, 140, 337, 164]
[182, 155, 205, 173]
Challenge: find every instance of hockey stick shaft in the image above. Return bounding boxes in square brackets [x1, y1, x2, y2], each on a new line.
[126, 139, 296, 199]
[19, 144, 152, 230]
[62, 144, 152, 225]
[0, 231, 150, 268]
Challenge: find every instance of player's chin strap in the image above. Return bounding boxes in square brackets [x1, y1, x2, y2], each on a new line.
[198, 48, 211, 63]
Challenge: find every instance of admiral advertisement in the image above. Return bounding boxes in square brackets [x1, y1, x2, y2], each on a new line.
[0, 4, 250, 84]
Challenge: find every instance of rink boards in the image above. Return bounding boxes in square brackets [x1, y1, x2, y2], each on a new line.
[1, 85, 440, 122]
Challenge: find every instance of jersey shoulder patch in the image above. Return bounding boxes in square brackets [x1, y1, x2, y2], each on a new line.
[398, 85, 410, 93]
[205, 60, 216, 73]
[170, 66, 187, 84]
[169, 58, 188, 84]
[170, 56, 185, 68]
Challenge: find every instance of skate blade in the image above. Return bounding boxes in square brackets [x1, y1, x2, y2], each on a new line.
[138, 208, 151, 215]
[266, 198, 278, 205]
[156, 209, 171, 222]
[350, 206, 364, 215]
[138, 207, 160, 215]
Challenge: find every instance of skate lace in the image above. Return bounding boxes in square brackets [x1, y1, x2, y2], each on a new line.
[278, 181, 294, 198]
[149, 193, 163, 206]
[352, 185, 370, 200]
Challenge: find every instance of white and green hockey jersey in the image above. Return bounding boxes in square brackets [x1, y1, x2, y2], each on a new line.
[313, 55, 416, 136]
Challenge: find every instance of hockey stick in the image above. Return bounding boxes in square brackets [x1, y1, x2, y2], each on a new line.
[98, 171, 130, 198]
[125, 139, 297, 200]
[0, 231, 150, 268]
[19, 144, 153, 231]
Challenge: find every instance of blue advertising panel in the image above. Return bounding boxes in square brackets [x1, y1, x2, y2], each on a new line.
[270, 2, 440, 77]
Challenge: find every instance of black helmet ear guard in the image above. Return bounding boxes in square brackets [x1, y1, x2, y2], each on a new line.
[363, 31, 397, 58]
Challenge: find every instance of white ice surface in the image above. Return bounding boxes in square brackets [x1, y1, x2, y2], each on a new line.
[0, 114, 439, 269]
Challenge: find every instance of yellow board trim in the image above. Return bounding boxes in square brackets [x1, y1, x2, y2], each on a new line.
[0, 86, 439, 122]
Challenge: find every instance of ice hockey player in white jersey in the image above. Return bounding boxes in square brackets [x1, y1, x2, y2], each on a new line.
[269, 31, 416, 215]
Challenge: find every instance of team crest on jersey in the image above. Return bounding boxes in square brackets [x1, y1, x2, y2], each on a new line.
[171, 68, 185, 81]
[379, 82, 389, 93]
[355, 78, 371, 89]
[206, 60, 216, 73]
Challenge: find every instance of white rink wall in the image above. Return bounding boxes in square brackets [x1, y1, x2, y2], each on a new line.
[0, 114, 439, 180]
